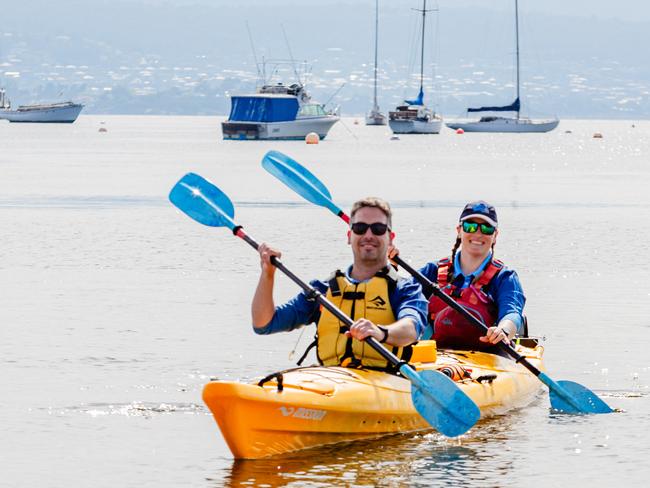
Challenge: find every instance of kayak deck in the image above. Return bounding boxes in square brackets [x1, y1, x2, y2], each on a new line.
[203, 343, 544, 459]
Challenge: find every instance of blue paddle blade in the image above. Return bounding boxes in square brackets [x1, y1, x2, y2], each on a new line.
[548, 379, 614, 414]
[169, 173, 236, 230]
[262, 151, 339, 212]
[401, 367, 480, 437]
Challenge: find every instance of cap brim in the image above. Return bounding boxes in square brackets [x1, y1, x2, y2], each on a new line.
[460, 213, 498, 227]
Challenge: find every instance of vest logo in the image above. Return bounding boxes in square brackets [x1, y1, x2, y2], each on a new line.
[368, 295, 387, 309]
[279, 406, 327, 421]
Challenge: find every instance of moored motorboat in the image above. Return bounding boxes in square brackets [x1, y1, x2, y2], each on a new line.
[0, 89, 83, 123]
[203, 339, 544, 459]
[222, 83, 339, 141]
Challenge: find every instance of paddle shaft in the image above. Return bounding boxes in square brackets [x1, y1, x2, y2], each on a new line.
[233, 226, 403, 368]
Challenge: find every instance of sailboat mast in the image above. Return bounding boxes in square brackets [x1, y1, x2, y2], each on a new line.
[420, 0, 426, 93]
[373, 0, 379, 110]
[515, 0, 520, 119]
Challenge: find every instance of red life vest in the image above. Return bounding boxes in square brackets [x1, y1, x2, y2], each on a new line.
[428, 257, 503, 350]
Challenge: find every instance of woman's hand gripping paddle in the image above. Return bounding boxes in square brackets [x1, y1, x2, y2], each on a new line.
[169, 172, 481, 437]
[261, 150, 613, 415]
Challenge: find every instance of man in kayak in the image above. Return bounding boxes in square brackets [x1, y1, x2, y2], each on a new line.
[400, 200, 525, 350]
[252, 197, 428, 369]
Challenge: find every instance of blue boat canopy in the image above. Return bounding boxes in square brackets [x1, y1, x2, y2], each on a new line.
[468, 97, 520, 113]
[228, 96, 299, 122]
[404, 88, 424, 106]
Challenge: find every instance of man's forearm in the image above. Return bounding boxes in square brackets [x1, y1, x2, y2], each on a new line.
[384, 317, 418, 346]
[251, 274, 276, 328]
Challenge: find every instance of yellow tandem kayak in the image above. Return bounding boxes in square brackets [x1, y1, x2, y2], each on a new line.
[203, 340, 544, 459]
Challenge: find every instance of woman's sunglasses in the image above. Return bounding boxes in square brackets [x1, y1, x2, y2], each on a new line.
[351, 222, 390, 236]
[462, 221, 496, 235]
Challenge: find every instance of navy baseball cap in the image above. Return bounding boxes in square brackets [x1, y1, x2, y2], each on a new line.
[459, 201, 498, 227]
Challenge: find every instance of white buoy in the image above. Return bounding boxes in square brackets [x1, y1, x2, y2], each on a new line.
[305, 132, 319, 144]
[390, 135, 400, 141]
[593, 132, 603, 139]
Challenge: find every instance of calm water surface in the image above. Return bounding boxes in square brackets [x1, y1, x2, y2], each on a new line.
[1, 116, 649, 487]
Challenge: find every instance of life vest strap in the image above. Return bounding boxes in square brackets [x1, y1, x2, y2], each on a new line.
[342, 291, 365, 300]
[436, 258, 452, 287]
[296, 338, 318, 366]
[475, 258, 504, 289]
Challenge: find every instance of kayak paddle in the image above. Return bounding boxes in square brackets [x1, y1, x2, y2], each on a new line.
[169, 172, 481, 437]
[261, 150, 614, 415]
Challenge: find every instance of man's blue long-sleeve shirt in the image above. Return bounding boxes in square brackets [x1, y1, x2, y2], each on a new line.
[254, 266, 428, 337]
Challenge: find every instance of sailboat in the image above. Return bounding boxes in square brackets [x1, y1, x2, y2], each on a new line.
[445, 0, 559, 133]
[365, 0, 386, 126]
[388, 0, 442, 134]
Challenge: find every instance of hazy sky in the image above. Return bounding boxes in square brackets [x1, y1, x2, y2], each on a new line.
[455, 0, 650, 22]
[2, 0, 648, 117]
[118, 0, 650, 23]
[7, 0, 647, 22]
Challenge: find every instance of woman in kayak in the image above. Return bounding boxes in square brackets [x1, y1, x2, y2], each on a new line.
[394, 200, 525, 350]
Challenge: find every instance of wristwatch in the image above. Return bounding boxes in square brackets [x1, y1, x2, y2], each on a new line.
[377, 325, 389, 343]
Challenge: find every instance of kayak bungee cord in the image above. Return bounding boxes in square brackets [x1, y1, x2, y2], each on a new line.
[261, 149, 613, 415]
[169, 172, 481, 437]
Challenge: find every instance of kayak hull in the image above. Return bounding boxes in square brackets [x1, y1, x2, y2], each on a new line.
[203, 344, 544, 459]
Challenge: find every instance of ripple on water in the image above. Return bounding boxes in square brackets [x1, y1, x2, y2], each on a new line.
[49, 401, 210, 418]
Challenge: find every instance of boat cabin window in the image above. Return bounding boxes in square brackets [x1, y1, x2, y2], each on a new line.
[299, 104, 327, 116]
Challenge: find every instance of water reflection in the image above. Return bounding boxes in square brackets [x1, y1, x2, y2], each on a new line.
[216, 413, 530, 487]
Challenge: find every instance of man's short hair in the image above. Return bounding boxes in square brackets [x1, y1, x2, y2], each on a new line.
[350, 197, 392, 228]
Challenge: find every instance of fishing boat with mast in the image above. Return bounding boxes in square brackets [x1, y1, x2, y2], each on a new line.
[222, 81, 339, 141]
[445, 0, 559, 133]
[365, 0, 386, 126]
[0, 88, 83, 123]
[388, 0, 442, 135]
[222, 27, 339, 141]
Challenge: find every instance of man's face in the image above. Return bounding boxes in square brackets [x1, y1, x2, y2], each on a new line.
[348, 206, 393, 267]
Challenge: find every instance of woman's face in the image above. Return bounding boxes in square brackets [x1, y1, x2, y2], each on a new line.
[456, 218, 498, 259]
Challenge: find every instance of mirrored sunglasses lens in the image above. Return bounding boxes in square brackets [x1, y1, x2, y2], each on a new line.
[480, 224, 495, 235]
[462, 222, 479, 233]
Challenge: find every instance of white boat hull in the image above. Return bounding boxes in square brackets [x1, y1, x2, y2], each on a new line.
[0, 103, 83, 123]
[446, 117, 559, 133]
[222, 116, 339, 141]
[365, 111, 387, 126]
[389, 118, 442, 134]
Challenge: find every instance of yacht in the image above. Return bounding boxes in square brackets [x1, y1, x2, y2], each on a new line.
[388, 0, 442, 134]
[445, 0, 559, 133]
[365, 0, 386, 126]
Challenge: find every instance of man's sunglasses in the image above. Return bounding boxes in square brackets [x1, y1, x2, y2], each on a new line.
[351, 222, 390, 236]
[462, 221, 496, 235]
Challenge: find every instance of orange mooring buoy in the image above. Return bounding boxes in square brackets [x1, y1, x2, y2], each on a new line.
[305, 132, 320, 144]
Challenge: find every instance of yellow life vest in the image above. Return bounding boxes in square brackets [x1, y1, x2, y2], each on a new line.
[316, 267, 412, 369]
